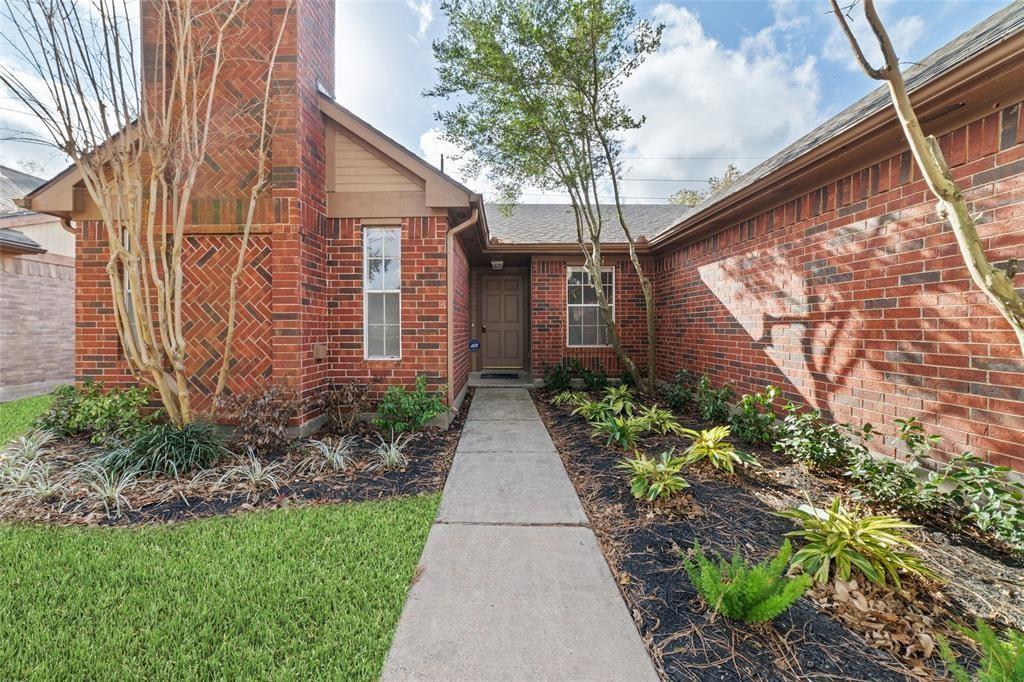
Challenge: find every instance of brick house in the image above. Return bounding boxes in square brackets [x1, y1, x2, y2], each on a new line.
[17, 2, 1024, 470]
[0, 165, 75, 401]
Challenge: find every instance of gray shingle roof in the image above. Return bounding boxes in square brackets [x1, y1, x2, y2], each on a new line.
[0, 165, 47, 217]
[0, 228, 45, 253]
[485, 203, 690, 245]
[665, 2, 1024, 236]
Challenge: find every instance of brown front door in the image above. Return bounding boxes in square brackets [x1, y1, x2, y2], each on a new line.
[481, 274, 524, 368]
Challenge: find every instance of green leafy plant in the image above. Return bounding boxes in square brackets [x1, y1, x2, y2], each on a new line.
[215, 384, 301, 456]
[373, 376, 447, 434]
[774, 404, 863, 469]
[592, 415, 647, 450]
[776, 496, 934, 588]
[729, 385, 779, 445]
[35, 381, 154, 444]
[678, 425, 758, 474]
[664, 369, 694, 411]
[572, 399, 614, 423]
[551, 390, 588, 406]
[370, 432, 415, 470]
[543, 361, 573, 392]
[616, 449, 689, 501]
[925, 452, 1024, 551]
[77, 460, 139, 518]
[846, 453, 927, 512]
[217, 447, 287, 496]
[695, 375, 733, 423]
[578, 362, 609, 390]
[300, 436, 358, 474]
[938, 619, 1024, 682]
[683, 539, 812, 623]
[895, 416, 941, 462]
[602, 385, 635, 417]
[637, 404, 682, 435]
[97, 422, 226, 477]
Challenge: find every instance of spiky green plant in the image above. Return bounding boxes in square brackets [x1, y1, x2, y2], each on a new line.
[678, 425, 758, 474]
[776, 496, 935, 588]
[218, 448, 287, 495]
[551, 390, 589, 406]
[601, 385, 635, 417]
[637, 404, 682, 435]
[592, 416, 647, 450]
[573, 399, 614, 423]
[303, 436, 357, 473]
[617, 449, 689, 501]
[938, 619, 1024, 682]
[683, 539, 812, 623]
[98, 422, 225, 477]
[370, 432, 414, 471]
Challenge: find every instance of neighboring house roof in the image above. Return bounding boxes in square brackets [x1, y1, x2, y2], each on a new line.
[0, 227, 46, 254]
[485, 203, 690, 245]
[649, 1, 1024, 246]
[0, 165, 47, 217]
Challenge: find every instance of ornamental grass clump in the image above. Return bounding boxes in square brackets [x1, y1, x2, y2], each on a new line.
[683, 539, 812, 624]
[776, 496, 934, 589]
[98, 422, 225, 477]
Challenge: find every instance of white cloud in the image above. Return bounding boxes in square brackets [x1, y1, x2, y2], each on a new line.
[823, 0, 925, 72]
[405, 0, 433, 41]
[617, 2, 821, 202]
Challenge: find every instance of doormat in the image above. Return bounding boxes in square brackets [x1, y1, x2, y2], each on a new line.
[480, 373, 521, 380]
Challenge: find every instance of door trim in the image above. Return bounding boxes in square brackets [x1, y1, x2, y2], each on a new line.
[478, 272, 526, 370]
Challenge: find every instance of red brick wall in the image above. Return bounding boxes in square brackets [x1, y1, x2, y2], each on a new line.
[652, 100, 1024, 470]
[530, 256, 650, 378]
[451, 235, 471, 400]
[325, 217, 451, 401]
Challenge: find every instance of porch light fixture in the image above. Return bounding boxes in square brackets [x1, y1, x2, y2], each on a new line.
[490, 259, 504, 270]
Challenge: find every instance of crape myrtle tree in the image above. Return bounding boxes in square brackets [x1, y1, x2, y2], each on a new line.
[831, 0, 1024, 356]
[429, 0, 663, 391]
[0, 0, 291, 424]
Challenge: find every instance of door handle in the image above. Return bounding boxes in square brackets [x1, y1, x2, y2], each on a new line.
[482, 324, 487, 333]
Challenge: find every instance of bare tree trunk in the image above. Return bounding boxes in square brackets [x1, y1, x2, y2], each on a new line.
[831, 0, 1024, 356]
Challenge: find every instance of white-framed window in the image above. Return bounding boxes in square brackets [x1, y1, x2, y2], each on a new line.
[364, 227, 402, 359]
[567, 266, 614, 347]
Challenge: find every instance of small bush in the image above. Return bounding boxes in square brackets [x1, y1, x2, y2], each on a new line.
[847, 453, 927, 512]
[938, 619, 1024, 682]
[592, 415, 647, 450]
[695, 375, 732, 423]
[98, 422, 225, 476]
[602, 385, 635, 417]
[617, 449, 689, 501]
[373, 376, 447, 434]
[215, 385, 301, 456]
[637, 404, 682, 435]
[551, 390, 588, 406]
[319, 379, 380, 433]
[730, 385, 779, 445]
[573, 399, 613, 423]
[895, 416, 941, 462]
[664, 369, 695, 411]
[576, 361, 609, 390]
[679, 425, 758, 474]
[35, 381, 154, 444]
[543, 361, 573, 392]
[774, 404, 862, 469]
[777, 496, 934, 588]
[684, 540, 811, 624]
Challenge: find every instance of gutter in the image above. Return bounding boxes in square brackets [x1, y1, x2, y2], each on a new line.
[446, 203, 480, 408]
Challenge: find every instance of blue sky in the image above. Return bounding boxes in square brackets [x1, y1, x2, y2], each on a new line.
[0, 0, 1009, 202]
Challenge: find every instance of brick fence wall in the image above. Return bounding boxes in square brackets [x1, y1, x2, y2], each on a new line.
[0, 253, 74, 399]
[652, 100, 1024, 471]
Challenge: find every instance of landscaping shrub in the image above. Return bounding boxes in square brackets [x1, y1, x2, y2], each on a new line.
[636, 404, 682, 435]
[664, 369, 694, 411]
[543, 361, 573, 392]
[695, 375, 732, 423]
[774, 404, 862, 469]
[373, 376, 447, 434]
[301, 437, 358, 474]
[218, 447, 287, 495]
[35, 381, 154, 444]
[729, 385, 779, 445]
[925, 452, 1024, 552]
[683, 539, 811, 624]
[938, 619, 1024, 682]
[679, 425, 758, 474]
[592, 415, 647, 450]
[895, 416, 941, 463]
[846, 453, 928, 512]
[617, 449, 689, 501]
[601, 385, 635, 417]
[97, 422, 225, 476]
[550, 390, 588, 406]
[777, 496, 934, 588]
[319, 378, 380, 433]
[573, 399, 614, 423]
[370, 432, 415, 470]
[215, 384, 300, 456]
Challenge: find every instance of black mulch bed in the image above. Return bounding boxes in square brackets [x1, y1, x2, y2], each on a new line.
[531, 388, 1023, 682]
[3, 390, 473, 527]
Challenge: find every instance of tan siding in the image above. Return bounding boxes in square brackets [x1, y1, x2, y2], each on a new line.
[332, 128, 422, 194]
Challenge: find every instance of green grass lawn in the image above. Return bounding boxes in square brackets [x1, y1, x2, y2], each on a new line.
[0, 394, 52, 443]
[0, 494, 439, 680]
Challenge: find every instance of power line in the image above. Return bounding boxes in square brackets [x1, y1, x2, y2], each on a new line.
[620, 155, 765, 160]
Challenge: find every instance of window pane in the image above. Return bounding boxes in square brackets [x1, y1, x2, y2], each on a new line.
[583, 285, 597, 304]
[596, 323, 608, 345]
[382, 229, 400, 258]
[603, 284, 613, 301]
[367, 325, 384, 358]
[365, 232, 384, 259]
[569, 306, 584, 325]
[368, 293, 385, 324]
[568, 325, 582, 346]
[367, 258, 383, 290]
[582, 307, 599, 326]
[383, 293, 400, 325]
[582, 325, 597, 346]
[383, 258, 400, 290]
[568, 270, 583, 286]
[601, 270, 613, 286]
[568, 285, 582, 305]
[385, 325, 400, 357]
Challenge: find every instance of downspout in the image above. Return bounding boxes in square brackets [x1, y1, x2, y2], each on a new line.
[445, 206, 479, 408]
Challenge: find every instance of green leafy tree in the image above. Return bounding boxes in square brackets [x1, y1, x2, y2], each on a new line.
[669, 163, 742, 206]
[429, 0, 663, 391]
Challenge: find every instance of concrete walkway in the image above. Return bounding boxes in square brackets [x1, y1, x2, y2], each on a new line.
[381, 388, 657, 681]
